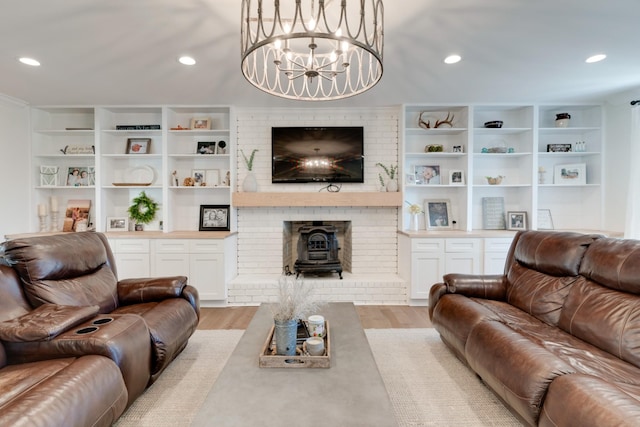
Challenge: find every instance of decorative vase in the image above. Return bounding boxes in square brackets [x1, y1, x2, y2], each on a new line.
[410, 214, 420, 231]
[274, 319, 298, 356]
[242, 172, 257, 192]
[386, 179, 398, 192]
[555, 113, 571, 128]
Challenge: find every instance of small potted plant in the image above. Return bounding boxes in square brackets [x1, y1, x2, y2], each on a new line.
[240, 148, 258, 192]
[406, 201, 423, 231]
[271, 275, 319, 356]
[376, 163, 398, 192]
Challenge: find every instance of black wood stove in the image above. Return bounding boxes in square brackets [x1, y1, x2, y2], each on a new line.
[294, 222, 343, 279]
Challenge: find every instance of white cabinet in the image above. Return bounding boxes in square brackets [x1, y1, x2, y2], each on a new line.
[444, 238, 481, 275]
[401, 104, 604, 232]
[407, 238, 445, 300]
[29, 105, 235, 234]
[110, 239, 151, 279]
[483, 237, 514, 274]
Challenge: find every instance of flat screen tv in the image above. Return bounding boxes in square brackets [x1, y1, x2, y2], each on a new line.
[272, 127, 364, 183]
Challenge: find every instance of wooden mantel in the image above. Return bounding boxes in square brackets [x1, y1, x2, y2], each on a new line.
[232, 192, 403, 207]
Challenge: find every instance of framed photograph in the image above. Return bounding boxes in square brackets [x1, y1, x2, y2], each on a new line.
[192, 169, 205, 185]
[40, 165, 59, 187]
[424, 199, 452, 229]
[449, 170, 464, 185]
[197, 141, 216, 154]
[452, 145, 463, 153]
[63, 199, 91, 232]
[191, 118, 211, 130]
[66, 166, 91, 186]
[537, 209, 554, 230]
[126, 138, 151, 154]
[554, 163, 586, 185]
[205, 169, 220, 186]
[106, 217, 129, 232]
[199, 205, 230, 231]
[547, 143, 572, 152]
[507, 211, 528, 230]
[414, 165, 441, 185]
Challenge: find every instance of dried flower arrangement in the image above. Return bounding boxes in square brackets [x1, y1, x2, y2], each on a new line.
[406, 201, 423, 214]
[271, 275, 321, 322]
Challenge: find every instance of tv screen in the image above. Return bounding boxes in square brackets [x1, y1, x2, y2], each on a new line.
[272, 127, 364, 183]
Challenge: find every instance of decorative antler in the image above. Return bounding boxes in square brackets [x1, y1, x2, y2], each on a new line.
[418, 111, 431, 129]
[434, 112, 454, 128]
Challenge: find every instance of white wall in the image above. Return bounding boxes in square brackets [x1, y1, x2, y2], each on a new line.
[0, 95, 30, 239]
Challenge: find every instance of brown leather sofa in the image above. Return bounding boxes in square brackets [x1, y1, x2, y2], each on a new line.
[0, 232, 200, 425]
[429, 230, 640, 426]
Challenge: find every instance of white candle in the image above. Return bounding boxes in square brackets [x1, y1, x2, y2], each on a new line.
[50, 196, 58, 212]
[38, 204, 46, 216]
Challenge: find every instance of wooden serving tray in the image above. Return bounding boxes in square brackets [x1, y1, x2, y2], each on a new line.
[259, 321, 331, 368]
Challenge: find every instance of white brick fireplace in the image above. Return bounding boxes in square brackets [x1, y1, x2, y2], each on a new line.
[228, 107, 408, 305]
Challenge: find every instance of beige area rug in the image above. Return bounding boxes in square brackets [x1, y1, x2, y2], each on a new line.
[115, 329, 521, 427]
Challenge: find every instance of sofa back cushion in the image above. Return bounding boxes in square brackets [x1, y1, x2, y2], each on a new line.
[0, 233, 118, 313]
[559, 278, 640, 369]
[579, 237, 640, 295]
[505, 231, 599, 326]
[0, 265, 32, 322]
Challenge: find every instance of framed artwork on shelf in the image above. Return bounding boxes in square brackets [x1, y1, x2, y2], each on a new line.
[537, 209, 554, 230]
[199, 205, 230, 231]
[106, 217, 129, 232]
[205, 169, 220, 186]
[482, 197, 506, 230]
[197, 141, 216, 154]
[424, 199, 452, 229]
[190, 118, 211, 130]
[66, 167, 91, 186]
[40, 165, 59, 187]
[63, 199, 91, 232]
[547, 143, 572, 152]
[192, 169, 205, 186]
[414, 165, 441, 185]
[126, 138, 151, 154]
[449, 170, 464, 185]
[554, 163, 586, 185]
[507, 211, 528, 230]
[452, 145, 464, 153]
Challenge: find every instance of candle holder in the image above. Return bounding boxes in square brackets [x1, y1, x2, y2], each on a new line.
[50, 211, 59, 232]
[39, 214, 48, 232]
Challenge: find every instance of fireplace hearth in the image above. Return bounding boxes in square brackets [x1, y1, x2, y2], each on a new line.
[294, 222, 343, 279]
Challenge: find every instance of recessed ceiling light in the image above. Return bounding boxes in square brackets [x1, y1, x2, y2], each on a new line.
[444, 55, 461, 64]
[585, 54, 606, 63]
[178, 56, 196, 65]
[19, 57, 41, 66]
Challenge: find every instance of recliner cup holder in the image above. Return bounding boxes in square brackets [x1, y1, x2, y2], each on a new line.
[76, 326, 99, 335]
[92, 317, 113, 325]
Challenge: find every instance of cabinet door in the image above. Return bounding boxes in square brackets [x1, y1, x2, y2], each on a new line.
[153, 253, 190, 278]
[445, 252, 481, 275]
[411, 252, 445, 299]
[484, 252, 508, 275]
[190, 253, 225, 300]
[114, 253, 150, 279]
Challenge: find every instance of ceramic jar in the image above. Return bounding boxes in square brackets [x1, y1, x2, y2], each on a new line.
[555, 113, 571, 128]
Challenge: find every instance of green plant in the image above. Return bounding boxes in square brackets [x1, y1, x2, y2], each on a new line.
[128, 191, 158, 224]
[240, 148, 258, 171]
[378, 173, 385, 187]
[376, 163, 397, 180]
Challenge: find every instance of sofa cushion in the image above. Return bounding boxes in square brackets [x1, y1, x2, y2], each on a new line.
[580, 237, 640, 295]
[1, 233, 119, 313]
[505, 231, 598, 326]
[0, 304, 99, 342]
[559, 278, 640, 369]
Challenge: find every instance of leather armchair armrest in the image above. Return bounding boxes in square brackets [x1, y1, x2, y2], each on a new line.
[428, 283, 448, 320]
[182, 284, 200, 320]
[117, 276, 188, 305]
[0, 304, 99, 342]
[443, 273, 507, 300]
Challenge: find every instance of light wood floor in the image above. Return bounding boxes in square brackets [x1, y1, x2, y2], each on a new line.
[198, 305, 432, 330]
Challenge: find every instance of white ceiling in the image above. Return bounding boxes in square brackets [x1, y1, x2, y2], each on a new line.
[1, 0, 639, 108]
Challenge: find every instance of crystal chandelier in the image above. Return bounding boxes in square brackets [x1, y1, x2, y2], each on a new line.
[240, 0, 384, 101]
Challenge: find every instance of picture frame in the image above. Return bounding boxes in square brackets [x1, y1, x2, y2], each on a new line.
[63, 199, 91, 232]
[66, 166, 91, 186]
[199, 205, 230, 231]
[452, 145, 463, 153]
[205, 169, 220, 186]
[507, 211, 528, 230]
[197, 141, 216, 154]
[106, 216, 129, 232]
[424, 199, 452, 229]
[449, 170, 464, 185]
[414, 165, 441, 185]
[40, 165, 59, 187]
[554, 163, 586, 185]
[547, 143, 572, 152]
[126, 138, 151, 154]
[537, 209, 554, 230]
[190, 118, 211, 130]
[482, 197, 506, 230]
[192, 169, 205, 186]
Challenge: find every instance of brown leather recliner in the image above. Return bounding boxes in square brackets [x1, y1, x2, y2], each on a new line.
[0, 232, 200, 403]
